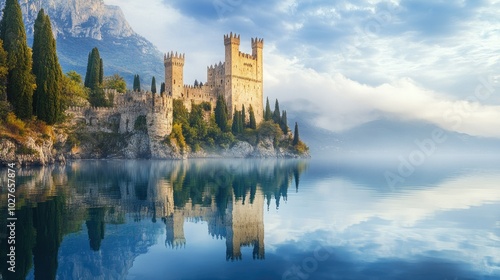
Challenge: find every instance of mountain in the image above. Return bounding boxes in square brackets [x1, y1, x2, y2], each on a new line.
[285, 102, 500, 159]
[0, 0, 164, 87]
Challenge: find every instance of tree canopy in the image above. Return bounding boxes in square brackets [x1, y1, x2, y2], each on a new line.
[32, 9, 63, 124]
[0, 0, 36, 119]
[103, 74, 127, 93]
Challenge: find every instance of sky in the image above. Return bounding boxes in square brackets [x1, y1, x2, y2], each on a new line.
[105, 0, 500, 138]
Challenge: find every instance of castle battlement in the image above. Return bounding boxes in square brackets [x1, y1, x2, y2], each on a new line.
[224, 32, 241, 45]
[251, 37, 264, 48]
[164, 51, 185, 67]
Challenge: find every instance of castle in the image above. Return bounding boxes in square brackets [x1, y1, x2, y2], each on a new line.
[165, 32, 264, 124]
[67, 33, 264, 139]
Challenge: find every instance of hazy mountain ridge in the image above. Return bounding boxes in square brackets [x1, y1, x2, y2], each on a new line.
[0, 0, 163, 86]
[285, 100, 500, 158]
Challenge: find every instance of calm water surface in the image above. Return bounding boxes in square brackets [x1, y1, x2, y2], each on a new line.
[0, 158, 499, 280]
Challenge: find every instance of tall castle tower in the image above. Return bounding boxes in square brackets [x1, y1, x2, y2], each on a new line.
[164, 32, 264, 124]
[224, 33, 264, 123]
[252, 37, 264, 123]
[164, 52, 185, 99]
[224, 32, 241, 108]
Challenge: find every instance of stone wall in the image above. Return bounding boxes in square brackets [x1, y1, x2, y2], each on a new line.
[67, 89, 173, 137]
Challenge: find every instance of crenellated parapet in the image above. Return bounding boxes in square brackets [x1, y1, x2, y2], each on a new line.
[251, 37, 264, 49]
[164, 51, 185, 67]
[224, 32, 240, 46]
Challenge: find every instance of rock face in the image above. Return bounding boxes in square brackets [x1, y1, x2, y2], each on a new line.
[14, 0, 134, 40]
[0, 0, 163, 87]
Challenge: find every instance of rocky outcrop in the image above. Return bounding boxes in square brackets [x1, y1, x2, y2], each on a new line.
[9, 0, 134, 40]
[0, 130, 308, 166]
[0, 134, 67, 166]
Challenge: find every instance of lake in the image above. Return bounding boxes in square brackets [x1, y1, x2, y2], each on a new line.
[0, 158, 499, 280]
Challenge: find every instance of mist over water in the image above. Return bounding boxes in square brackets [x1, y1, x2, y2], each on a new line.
[0, 158, 498, 279]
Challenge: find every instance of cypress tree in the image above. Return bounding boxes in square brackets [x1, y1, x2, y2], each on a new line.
[99, 58, 103, 85]
[238, 111, 243, 133]
[273, 99, 281, 124]
[84, 47, 107, 106]
[84, 52, 91, 87]
[293, 122, 300, 146]
[249, 105, 256, 129]
[84, 47, 102, 91]
[215, 95, 228, 132]
[132, 75, 137, 91]
[136, 74, 141, 91]
[151, 76, 156, 108]
[0, 0, 35, 119]
[0, 40, 8, 102]
[32, 9, 63, 124]
[280, 110, 288, 134]
[264, 97, 272, 121]
[151, 76, 157, 94]
[160, 82, 165, 94]
[232, 109, 239, 134]
[241, 104, 246, 127]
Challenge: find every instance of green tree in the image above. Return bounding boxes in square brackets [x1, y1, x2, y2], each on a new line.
[32, 9, 63, 124]
[173, 99, 189, 126]
[189, 103, 207, 141]
[133, 74, 141, 91]
[280, 110, 288, 134]
[241, 104, 246, 127]
[151, 76, 157, 94]
[0, 0, 36, 119]
[160, 82, 165, 95]
[273, 99, 281, 124]
[264, 97, 272, 121]
[103, 74, 127, 93]
[0, 39, 7, 102]
[249, 105, 257, 129]
[232, 109, 239, 134]
[293, 122, 300, 146]
[84, 52, 91, 87]
[67, 70, 82, 84]
[194, 79, 199, 87]
[84, 48, 109, 106]
[61, 71, 89, 108]
[99, 58, 103, 85]
[84, 47, 102, 91]
[215, 95, 228, 132]
[238, 111, 243, 133]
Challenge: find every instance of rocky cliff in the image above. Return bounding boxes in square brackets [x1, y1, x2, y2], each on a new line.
[0, 127, 309, 166]
[0, 0, 163, 86]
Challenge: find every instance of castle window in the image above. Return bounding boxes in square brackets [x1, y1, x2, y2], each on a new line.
[221, 79, 223, 85]
[174, 80, 176, 85]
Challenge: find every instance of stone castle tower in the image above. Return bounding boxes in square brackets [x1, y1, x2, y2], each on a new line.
[164, 32, 264, 123]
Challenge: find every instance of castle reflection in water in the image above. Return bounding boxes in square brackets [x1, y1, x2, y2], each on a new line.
[0, 159, 307, 278]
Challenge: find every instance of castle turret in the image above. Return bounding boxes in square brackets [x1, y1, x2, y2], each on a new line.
[164, 52, 185, 99]
[252, 38, 264, 123]
[224, 33, 240, 112]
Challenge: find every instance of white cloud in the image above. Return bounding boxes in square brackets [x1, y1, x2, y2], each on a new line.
[264, 43, 500, 137]
[104, 0, 500, 138]
[264, 169, 500, 272]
